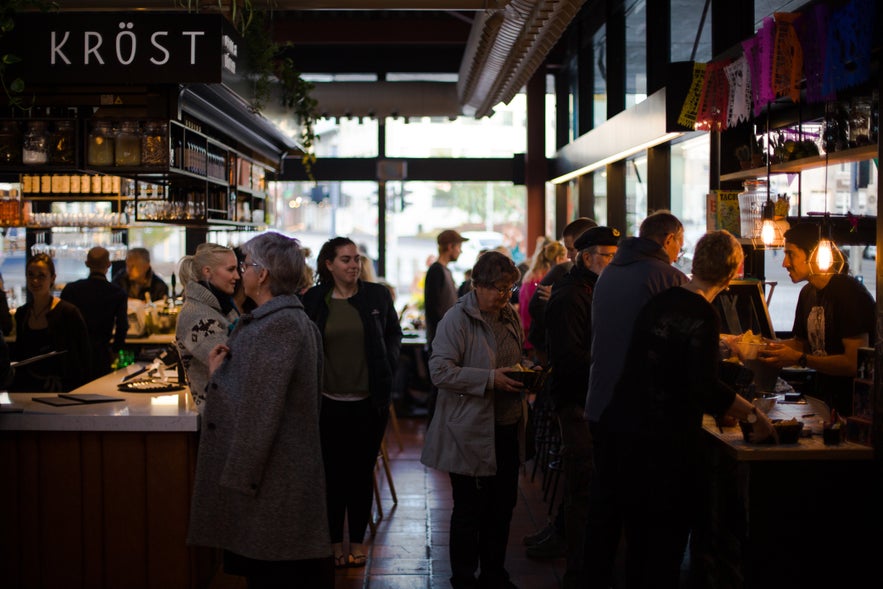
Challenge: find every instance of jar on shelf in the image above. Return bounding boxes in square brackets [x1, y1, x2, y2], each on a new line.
[49, 119, 75, 164]
[0, 120, 21, 164]
[141, 121, 168, 166]
[22, 120, 49, 164]
[738, 179, 768, 239]
[115, 121, 141, 166]
[87, 121, 115, 166]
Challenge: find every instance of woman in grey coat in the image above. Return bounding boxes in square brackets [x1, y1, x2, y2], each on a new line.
[421, 251, 529, 589]
[187, 232, 332, 588]
[174, 243, 240, 413]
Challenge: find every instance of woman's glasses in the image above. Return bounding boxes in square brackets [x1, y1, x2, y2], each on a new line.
[238, 261, 261, 274]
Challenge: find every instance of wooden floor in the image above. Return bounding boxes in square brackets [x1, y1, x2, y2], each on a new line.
[209, 415, 565, 589]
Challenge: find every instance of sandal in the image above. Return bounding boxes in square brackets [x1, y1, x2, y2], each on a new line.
[334, 554, 348, 569]
[347, 553, 367, 568]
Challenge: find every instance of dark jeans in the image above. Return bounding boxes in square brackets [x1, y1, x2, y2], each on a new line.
[223, 550, 334, 589]
[584, 421, 623, 589]
[449, 424, 520, 589]
[556, 405, 593, 576]
[320, 396, 388, 544]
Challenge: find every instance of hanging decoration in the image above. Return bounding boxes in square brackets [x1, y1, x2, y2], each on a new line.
[771, 12, 803, 103]
[695, 59, 731, 131]
[677, 61, 707, 130]
[680, 0, 875, 130]
[794, 3, 832, 104]
[822, 0, 875, 96]
[724, 56, 752, 127]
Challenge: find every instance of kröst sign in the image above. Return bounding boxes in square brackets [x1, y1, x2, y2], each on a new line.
[3, 12, 239, 85]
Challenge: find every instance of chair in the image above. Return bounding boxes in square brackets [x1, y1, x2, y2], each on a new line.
[368, 438, 398, 536]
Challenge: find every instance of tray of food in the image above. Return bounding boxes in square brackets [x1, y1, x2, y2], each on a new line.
[740, 418, 804, 444]
[503, 364, 551, 391]
[117, 379, 185, 393]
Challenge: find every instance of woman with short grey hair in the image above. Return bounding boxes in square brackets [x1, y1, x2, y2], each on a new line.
[421, 250, 530, 589]
[188, 232, 333, 588]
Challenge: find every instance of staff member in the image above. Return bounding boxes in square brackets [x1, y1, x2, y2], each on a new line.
[760, 223, 875, 416]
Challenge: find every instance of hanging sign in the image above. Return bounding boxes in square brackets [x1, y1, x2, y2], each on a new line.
[1, 12, 240, 85]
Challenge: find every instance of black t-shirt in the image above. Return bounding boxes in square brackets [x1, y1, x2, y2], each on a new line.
[792, 273, 875, 415]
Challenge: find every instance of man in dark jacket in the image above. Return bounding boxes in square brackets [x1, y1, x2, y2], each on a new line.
[584, 211, 688, 587]
[112, 247, 169, 302]
[545, 226, 619, 588]
[61, 247, 128, 379]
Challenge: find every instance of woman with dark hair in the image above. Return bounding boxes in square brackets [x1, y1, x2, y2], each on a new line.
[604, 230, 775, 588]
[11, 253, 90, 392]
[420, 250, 530, 589]
[175, 243, 240, 413]
[188, 232, 332, 588]
[302, 236, 402, 569]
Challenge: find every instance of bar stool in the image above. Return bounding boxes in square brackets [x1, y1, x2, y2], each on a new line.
[368, 438, 398, 536]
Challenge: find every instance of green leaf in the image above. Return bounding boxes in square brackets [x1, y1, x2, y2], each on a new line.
[10, 78, 24, 93]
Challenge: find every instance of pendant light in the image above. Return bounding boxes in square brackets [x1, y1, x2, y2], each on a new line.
[752, 111, 785, 249]
[808, 139, 845, 276]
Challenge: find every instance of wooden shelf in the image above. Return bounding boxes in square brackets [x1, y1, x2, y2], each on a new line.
[720, 144, 878, 182]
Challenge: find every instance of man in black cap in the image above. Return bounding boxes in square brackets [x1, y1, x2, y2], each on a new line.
[542, 226, 619, 587]
[424, 229, 469, 420]
[758, 222, 874, 416]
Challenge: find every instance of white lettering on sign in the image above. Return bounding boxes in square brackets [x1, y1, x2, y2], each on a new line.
[150, 32, 170, 65]
[223, 53, 236, 74]
[222, 34, 237, 57]
[48, 22, 207, 67]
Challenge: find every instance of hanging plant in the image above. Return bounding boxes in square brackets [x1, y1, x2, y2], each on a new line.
[242, 10, 318, 182]
[178, 2, 319, 182]
[0, 0, 58, 112]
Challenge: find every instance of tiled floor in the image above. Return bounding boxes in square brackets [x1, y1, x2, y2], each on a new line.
[210, 415, 566, 589]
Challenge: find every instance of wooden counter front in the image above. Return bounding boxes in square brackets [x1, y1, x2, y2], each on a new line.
[696, 399, 876, 589]
[0, 366, 215, 589]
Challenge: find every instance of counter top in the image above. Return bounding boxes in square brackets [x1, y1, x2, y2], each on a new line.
[0, 364, 198, 432]
[702, 395, 873, 461]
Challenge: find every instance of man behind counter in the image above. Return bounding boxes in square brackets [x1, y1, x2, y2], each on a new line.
[112, 247, 169, 302]
[760, 222, 875, 416]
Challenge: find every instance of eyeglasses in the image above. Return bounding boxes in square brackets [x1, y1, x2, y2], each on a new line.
[238, 261, 261, 274]
[483, 284, 517, 297]
[593, 252, 616, 260]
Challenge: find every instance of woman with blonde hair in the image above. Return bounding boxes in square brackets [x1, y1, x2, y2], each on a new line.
[175, 243, 240, 413]
[518, 240, 567, 359]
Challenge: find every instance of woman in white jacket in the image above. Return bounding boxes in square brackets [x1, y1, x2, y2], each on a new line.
[421, 250, 529, 589]
[175, 243, 240, 412]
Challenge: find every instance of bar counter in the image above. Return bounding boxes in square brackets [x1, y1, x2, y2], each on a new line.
[0, 366, 214, 589]
[697, 396, 876, 588]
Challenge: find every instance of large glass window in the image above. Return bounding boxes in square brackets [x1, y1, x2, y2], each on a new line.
[274, 179, 526, 307]
[671, 0, 712, 62]
[670, 133, 711, 273]
[625, 0, 647, 108]
[625, 155, 649, 237]
[386, 95, 527, 158]
[593, 171, 608, 226]
[593, 24, 608, 128]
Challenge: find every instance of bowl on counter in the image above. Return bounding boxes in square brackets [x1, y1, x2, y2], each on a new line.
[752, 393, 777, 414]
[740, 418, 804, 444]
[503, 369, 549, 391]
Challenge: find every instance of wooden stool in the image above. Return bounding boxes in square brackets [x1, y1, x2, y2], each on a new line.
[368, 438, 398, 536]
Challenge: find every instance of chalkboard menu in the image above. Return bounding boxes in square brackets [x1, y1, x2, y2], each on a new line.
[713, 279, 775, 339]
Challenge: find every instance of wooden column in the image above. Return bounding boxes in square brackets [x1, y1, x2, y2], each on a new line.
[607, 160, 627, 233]
[647, 143, 671, 213]
[525, 69, 547, 251]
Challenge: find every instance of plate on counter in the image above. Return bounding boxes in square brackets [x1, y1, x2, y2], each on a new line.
[118, 379, 184, 393]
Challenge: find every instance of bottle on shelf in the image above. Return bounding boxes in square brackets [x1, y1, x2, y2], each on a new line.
[22, 120, 49, 165]
[87, 121, 115, 166]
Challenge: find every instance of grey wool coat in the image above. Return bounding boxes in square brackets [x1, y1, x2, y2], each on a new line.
[175, 281, 239, 413]
[187, 294, 331, 561]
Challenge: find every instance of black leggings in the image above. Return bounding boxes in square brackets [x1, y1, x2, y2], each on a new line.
[320, 396, 388, 544]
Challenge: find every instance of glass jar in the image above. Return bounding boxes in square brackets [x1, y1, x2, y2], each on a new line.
[0, 120, 21, 164]
[738, 179, 768, 239]
[141, 121, 168, 166]
[49, 119, 75, 164]
[114, 121, 141, 166]
[87, 121, 115, 166]
[22, 120, 49, 164]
